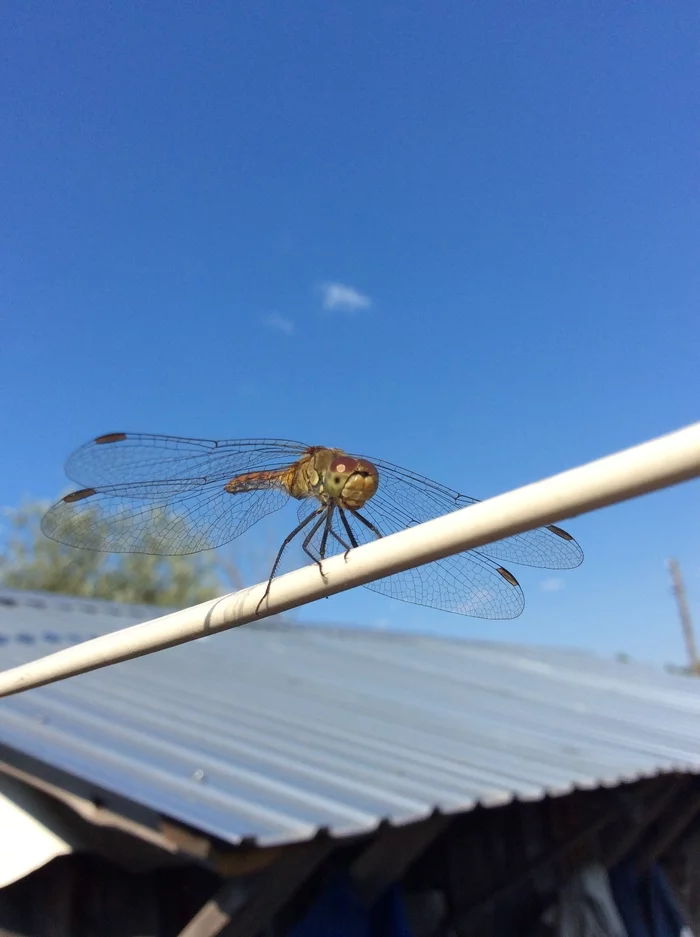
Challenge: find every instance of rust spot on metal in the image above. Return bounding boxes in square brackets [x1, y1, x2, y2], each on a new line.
[95, 433, 127, 445]
[547, 524, 574, 541]
[63, 488, 97, 503]
[496, 567, 520, 588]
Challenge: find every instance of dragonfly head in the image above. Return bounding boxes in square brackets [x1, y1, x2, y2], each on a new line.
[322, 452, 379, 509]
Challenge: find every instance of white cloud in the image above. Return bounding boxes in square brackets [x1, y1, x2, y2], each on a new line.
[319, 282, 373, 313]
[541, 577, 565, 593]
[263, 312, 294, 336]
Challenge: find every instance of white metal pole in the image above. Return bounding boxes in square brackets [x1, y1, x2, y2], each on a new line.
[0, 422, 699, 699]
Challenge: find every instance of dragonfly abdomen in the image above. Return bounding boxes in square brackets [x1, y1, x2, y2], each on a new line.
[224, 467, 294, 495]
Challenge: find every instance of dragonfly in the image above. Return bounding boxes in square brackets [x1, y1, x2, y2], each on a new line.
[41, 433, 583, 620]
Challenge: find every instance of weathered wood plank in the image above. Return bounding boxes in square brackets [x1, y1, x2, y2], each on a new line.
[178, 838, 333, 937]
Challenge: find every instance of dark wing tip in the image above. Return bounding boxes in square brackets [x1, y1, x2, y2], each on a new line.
[547, 524, 584, 568]
[547, 524, 574, 541]
[62, 488, 98, 503]
[94, 432, 127, 445]
[496, 566, 520, 588]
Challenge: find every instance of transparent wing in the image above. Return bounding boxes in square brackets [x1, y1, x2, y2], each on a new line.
[64, 433, 310, 488]
[298, 452, 582, 619]
[361, 455, 584, 570]
[42, 480, 291, 555]
[302, 504, 524, 620]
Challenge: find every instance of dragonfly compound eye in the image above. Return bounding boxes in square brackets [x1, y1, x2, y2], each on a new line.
[329, 456, 358, 479]
[337, 458, 379, 509]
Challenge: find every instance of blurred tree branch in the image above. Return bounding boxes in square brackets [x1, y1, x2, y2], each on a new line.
[0, 500, 230, 607]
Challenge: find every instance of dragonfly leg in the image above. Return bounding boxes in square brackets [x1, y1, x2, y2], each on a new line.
[301, 509, 333, 582]
[315, 502, 335, 561]
[312, 503, 357, 561]
[349, 508, 383, 540]
[307, 503, 357, 567]
[256, 505, 324, 614]
[337, 507, 360, 560]
[312, 502, 362, 562]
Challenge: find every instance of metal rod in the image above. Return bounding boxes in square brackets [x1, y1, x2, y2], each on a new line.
[0, 421, 699, 699]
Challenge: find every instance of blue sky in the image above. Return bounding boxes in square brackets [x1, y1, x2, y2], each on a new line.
[2, 1, 698, 665]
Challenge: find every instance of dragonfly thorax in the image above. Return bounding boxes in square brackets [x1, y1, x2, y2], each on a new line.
[295, 447, 379, 510]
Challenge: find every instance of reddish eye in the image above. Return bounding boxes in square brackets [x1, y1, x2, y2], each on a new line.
[330, 456, 357, 474]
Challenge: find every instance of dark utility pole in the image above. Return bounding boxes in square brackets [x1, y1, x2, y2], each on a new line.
[667, 558, 700, 676]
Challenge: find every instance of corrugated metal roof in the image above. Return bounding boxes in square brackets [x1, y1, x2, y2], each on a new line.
[1, 588, 699, 847]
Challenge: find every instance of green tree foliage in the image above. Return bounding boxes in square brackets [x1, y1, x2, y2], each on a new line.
[0, 501, 227, 607]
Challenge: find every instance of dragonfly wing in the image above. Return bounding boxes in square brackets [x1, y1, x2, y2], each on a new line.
[303, 504, 524, 620]
[41, 480, 290, 555]
[362, 456, 583, 570]
[453, 496, 584, 569]
[65, 433, 309, 487]
[363, 551, 525, 619]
